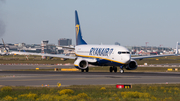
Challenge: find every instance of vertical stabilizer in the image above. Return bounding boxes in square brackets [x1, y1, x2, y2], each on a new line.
[2, 38, 8, 52]
[75, 10, 87, 45]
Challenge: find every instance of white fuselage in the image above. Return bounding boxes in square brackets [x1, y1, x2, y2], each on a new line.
[75, 45, 131, 65]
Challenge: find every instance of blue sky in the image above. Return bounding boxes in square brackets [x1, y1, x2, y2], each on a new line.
[0, 0, 180, 47]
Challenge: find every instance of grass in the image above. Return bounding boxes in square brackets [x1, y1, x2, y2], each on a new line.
[136, 56, 180, 65]
[0, 55, 74, 64]
[1, 55, 180, 65]
[0, 84, 180, 101]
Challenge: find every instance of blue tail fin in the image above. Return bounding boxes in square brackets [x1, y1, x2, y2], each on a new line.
[75, 10, 87, 45]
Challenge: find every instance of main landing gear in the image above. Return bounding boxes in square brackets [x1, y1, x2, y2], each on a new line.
[109, 66, 124, 73]
[81, 67, 89, 72]
[109, 66, 117, 73]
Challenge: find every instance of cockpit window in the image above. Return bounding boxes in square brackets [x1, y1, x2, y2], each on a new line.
[118, 51, 130, 54]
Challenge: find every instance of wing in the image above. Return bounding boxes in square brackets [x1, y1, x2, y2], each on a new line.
[131, 54, 176, 60]
[11, 51, 76, 59]
[132, 42, 179, 60]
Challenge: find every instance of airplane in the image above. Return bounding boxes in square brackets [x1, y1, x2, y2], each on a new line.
[11, 10, 179, 73]
[0, 39, 11, 56]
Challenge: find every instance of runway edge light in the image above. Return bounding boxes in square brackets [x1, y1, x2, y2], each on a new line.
[116, 84, 132, 89]
[54, 68, 58, 71]
[167, 68, 173, 71]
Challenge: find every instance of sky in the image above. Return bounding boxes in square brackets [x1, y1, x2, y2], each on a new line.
[0, 0, 180, 48]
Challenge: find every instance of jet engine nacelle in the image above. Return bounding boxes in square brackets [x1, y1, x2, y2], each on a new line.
[74, 58, 88, 69]
[125, 59, 138, 70]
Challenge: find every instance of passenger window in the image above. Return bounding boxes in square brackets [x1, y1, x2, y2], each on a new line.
[118, 52, 121, 54]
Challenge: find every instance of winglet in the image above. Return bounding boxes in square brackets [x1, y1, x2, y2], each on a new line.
[176, 41, 179, 55]
[75, 10, 87, 45]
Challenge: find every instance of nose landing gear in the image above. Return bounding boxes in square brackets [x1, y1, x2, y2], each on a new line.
[120, 65, 124, 73]
[120, 69, 124, 73]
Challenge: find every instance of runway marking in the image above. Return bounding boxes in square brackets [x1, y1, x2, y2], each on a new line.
[0, 76, 141, 81]
[0, 74, 70, 78]
[1, 76, 180, 82]
[37, 66, 54, 67]
[0, 76, 125, 81]
[1, 74, 138, 78]
[0, 78, 100, 81]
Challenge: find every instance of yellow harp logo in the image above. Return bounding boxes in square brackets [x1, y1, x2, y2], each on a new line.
[76, 24, 80, 37]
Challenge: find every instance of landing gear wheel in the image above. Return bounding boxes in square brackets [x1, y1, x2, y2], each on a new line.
[81, 69, 84, 72]
[109, 67, 113, 72]
[113, 66, 117, 73]
[86, 67, 89, 72]
[120, 70, 124, 73]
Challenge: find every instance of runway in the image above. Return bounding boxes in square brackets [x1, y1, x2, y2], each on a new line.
[0, 70, 180, 87]
[0, 65, 72, 70]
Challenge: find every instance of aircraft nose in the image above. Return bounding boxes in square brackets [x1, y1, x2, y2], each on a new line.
[123, 55, 131, 63]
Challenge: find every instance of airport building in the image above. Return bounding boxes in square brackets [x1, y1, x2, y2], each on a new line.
[0, 40, 176, 56]
[58, 38, 72, 46]
[125, 46, 174, 55]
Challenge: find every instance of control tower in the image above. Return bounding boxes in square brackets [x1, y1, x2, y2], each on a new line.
[41, 40, 49, 59]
